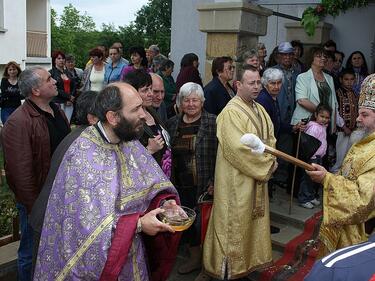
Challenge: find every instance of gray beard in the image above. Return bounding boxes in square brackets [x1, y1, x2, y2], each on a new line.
[361, 130, 370, 140]
[354, 128, 369, 141]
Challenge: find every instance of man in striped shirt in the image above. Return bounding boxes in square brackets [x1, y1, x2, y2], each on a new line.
[305, 234, 375, 281]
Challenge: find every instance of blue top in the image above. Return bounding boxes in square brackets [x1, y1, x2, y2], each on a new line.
[203, 76, 235, 116]
[304, 234, 375, 281]
[104, 60, 127, 84]
[256, 89, 281, 137]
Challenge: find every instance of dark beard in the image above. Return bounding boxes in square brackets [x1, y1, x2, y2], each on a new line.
[113, 114, 144, 142]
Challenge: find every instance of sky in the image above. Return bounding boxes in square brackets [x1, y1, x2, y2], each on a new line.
[51, 0, 149, 29]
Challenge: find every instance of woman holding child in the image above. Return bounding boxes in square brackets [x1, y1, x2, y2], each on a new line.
[291, 47, 338, 133]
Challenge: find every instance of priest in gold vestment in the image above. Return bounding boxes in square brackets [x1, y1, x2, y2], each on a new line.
[202, 65, 277, 280]
[307, 73, 375, 258]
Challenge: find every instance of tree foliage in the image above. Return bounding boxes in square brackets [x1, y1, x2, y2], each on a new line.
[51, 0, 172, 68]
[302, 0, 369, 36]
[59, 4, 96, 32]
[133, 0, 172, 54]
[51, 4, 99, 68]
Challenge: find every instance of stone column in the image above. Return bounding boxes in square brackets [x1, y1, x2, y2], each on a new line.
[285, 22, 333, 65]
[197, 1, 272, 83]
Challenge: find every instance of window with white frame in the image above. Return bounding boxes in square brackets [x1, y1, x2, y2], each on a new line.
[0, 0, 5, 31]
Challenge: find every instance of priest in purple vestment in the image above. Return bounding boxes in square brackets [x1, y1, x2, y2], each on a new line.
[33, 83, 181, 281]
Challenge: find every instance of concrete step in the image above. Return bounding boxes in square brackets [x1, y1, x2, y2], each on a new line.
[268, 189, 320, 259]
[0, 241, 18, 279]
[270, 221, 301, 253]
[246, 223, 307, 281]
[246, 189, 322, 280]
[270, 188, 321, 230]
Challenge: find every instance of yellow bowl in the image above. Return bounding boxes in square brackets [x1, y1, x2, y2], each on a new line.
[159, 206, 196, 231]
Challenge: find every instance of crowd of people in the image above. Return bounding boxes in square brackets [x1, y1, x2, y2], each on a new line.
[0, 39, 374, 281]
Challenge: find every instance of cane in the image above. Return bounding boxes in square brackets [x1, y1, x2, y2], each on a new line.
[289, 129, 302, 214]
[289, 119, 309, 214]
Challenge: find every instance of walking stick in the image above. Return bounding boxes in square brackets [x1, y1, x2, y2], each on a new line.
[289, 130, 302, 215]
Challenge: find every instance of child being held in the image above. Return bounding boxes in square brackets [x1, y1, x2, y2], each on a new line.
[298, 104, 331, 209]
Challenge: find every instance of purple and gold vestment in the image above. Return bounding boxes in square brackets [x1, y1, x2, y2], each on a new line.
[34, 125, 178, 280]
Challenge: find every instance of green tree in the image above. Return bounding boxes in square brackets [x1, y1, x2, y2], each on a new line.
[51, 4, 98, 68]
[117, 24, 146, 57]
[60, 4, 96, 32]
[132, 0, 172, 54]
[97, 23, 121, 49]
[50, 0, 173, 67]
[51, 8, 65, 54]
[302, 0, 369, 36]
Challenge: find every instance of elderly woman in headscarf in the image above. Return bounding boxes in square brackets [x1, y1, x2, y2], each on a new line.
[166, 82, 217, 275]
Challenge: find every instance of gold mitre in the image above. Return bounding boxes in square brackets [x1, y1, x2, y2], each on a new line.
[358, 73, 375, 110]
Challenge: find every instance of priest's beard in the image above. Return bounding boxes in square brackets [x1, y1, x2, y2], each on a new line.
[356, 123, 371, 140]
[113, 114, 144, 142]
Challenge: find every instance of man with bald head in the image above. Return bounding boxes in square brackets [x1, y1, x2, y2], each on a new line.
[151, 73, 168, 122]
[33, 82, 182, 280]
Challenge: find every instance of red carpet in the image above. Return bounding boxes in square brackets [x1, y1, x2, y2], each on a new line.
[259, 211, 322, 281]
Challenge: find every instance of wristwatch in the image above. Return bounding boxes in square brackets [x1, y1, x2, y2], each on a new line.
[160, 199, 167, 207]
[136, 218, 142, 233]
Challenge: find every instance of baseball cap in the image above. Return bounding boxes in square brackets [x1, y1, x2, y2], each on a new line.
[278, 42, 294, 54]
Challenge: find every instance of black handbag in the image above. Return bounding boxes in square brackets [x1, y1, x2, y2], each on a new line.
[298, 132, 322, 162]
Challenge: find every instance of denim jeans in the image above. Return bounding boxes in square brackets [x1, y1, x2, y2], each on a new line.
[61, 103, 73, 123]
[298, 157, 322, 204]
[1, 107, 17, 124]
[16, 203, 33, 281]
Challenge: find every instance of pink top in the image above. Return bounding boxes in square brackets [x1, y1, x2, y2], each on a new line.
[305, 121, 327, 158]
[120, 65, 151, 80]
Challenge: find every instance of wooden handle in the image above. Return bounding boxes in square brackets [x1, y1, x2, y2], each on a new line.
[264, 145, 315, 171]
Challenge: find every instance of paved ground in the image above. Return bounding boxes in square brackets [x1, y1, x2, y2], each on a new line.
[167, 245, 202, 281]
[167, 245, 249, 281]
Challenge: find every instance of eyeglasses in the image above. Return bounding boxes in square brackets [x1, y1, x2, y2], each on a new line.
[225, 66, 235, 71]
